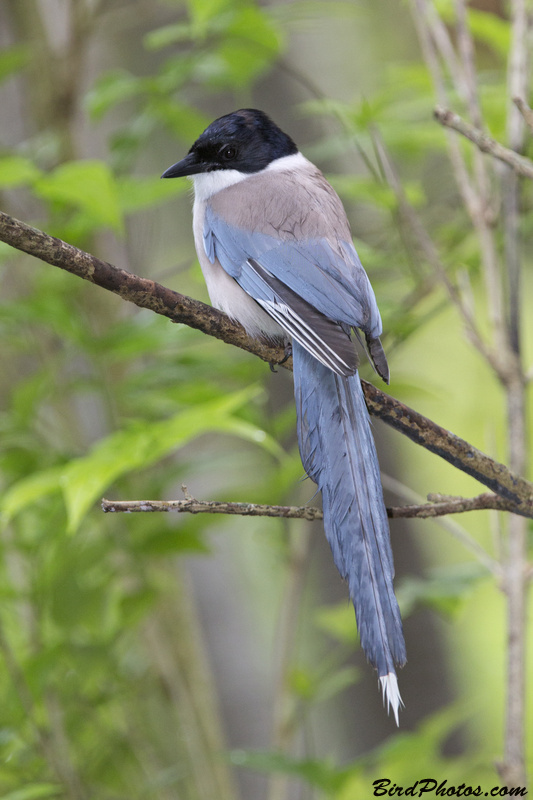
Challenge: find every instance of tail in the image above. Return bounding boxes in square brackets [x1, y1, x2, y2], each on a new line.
[293, 341, 406, 724]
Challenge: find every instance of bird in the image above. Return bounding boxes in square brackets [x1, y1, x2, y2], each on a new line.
[162, 108, 406, 723]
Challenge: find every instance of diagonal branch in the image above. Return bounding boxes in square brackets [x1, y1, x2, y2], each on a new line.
[411, 2, 505, 357]
[1, 209, 533, 512]
[361, 381, 532, 511]
[434, 106, 533, 181]
[0, 210, 283, 367]
[372, 132, 499, 373]
[513, 96, 533, 134]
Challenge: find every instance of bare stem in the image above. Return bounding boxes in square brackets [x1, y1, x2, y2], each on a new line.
[411, 0, 505, 354]
[434, 106, 533, 182]
[498, 0, 530, 785]
[513, 97, 533, 133]
[373, 133, 498, 372]
[409, 1, 531, 783]
[101, 491, 531, 522]
[268, 521, 312, 800]
[0, 615, 88, 798]
[2, 209, 532, 510]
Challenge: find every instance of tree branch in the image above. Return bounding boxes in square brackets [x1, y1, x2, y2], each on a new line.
[372, 132, 499, 373]
[101, 490, 532, 520]
[102, 497, 324, 520]
[411, 2, 505, 357]
[361, 381, 533, 512]
[0, 210, 284, 368]
[513, 96, 533, 134]
[498, 0, 530, 786]
[434, 106, 533, 181]
[2, 209, 533, 512]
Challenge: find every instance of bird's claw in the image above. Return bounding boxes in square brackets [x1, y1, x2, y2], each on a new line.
[269, 342, 292, 372]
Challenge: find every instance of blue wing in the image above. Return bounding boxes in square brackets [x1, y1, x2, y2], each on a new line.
[204, 206, 385, 376]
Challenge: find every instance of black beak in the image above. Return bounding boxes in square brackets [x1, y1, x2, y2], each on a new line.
[161, 152, 204, 179]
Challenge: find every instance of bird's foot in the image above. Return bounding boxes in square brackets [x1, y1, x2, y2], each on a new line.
[269, 342, 292, 372]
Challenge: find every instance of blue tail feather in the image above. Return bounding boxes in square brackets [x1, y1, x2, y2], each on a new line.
[293, 342, 406, 685]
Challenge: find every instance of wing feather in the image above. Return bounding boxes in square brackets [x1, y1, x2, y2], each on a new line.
[204, 207, 383, 337]
[203, 204, 387, 378]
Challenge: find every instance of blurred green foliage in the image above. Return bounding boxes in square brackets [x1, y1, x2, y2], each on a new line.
[0, 0, 531, 797]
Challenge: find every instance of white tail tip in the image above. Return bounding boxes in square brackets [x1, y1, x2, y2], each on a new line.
[379, 673, 404, 726]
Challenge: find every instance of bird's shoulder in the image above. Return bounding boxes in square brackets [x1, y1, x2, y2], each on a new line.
[208, 155, 352, 244]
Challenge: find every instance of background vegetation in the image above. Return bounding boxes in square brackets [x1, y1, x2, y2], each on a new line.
[0, 0, 531, 798]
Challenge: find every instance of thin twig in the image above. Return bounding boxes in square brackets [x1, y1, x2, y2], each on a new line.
[0, 614, 87, 797]
[423, 0, 469, 106]
[434, 106, 533, 181]
[101, 491, 522, 577]
[2, 210, 532, 512]
[102, 497, 324, 520]
[0, 210, 285, 367]
[372, 132, 497, 371]
[411, 0, 479, 217]
[381, 475, 501, 576]
[268, 519, 312, 800]
[503, 2, 529, 358]
[498, 0, 530, 787]
[362, 381, 533, 511]
[101, 491, 531, 520]
[513, 96, 533, 133]
[455, 0, 483, 128]
[412, 0, 505, 358]
[455, 0, 493, 225]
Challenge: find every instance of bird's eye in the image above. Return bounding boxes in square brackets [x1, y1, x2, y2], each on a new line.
[220, 145, 237, 161]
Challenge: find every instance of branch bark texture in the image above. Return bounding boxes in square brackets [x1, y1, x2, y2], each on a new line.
[101, 491, 531, 520]
[2, 209, 532, 514]
[434, 106, 533, 181]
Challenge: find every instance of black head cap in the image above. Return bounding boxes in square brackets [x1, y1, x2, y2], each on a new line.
[162, 109, 298, 179]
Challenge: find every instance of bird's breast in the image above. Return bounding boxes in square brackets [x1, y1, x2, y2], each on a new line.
[192, 195, 285, 341]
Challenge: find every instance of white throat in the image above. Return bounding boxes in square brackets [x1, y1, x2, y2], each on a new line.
[191, 169, 248, 203]
[191, 151, 309, 202]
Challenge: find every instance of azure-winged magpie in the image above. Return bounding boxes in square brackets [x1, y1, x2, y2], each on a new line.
[162, 109, 406, 723]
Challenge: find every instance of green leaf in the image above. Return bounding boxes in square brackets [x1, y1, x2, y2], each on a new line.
[227, 7, 283, 54]
[396, 562, 489, 619]
[34, 160, 124, 235]
[1, 785, 61, 800]
[312, 666, 360, 704]
[229, 750, 351, 793]
[187, 0, 233, 37]
[0, 156, 41, 188]
[1, 466, 64, 526]
[117, 174, 188, 213]
[147, 98, 210, 142]
[85, 70, 142, 120]
[288, 665, 359, 704]
[315, 602, 356, 644]
[132, 528, 207, 556]
[372, 702, 472, 777]
[212, 8, 283, 87]
[119, 587, 159, 626]
[144, 22, 194, 50]
[1, 387, 282, 533]
[434, 1, 510, 58]
[61, 385, 281, 533]
[271, 1, 363, 24]
[329, 175, 398, 211]
[49, 567, 113, 631]
[288, 666, 315, 699]
[0, 45, 30, 83]
[468, 9, 510, 57]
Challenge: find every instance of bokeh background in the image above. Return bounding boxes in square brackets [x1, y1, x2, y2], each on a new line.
[0, 1, 531, 798]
